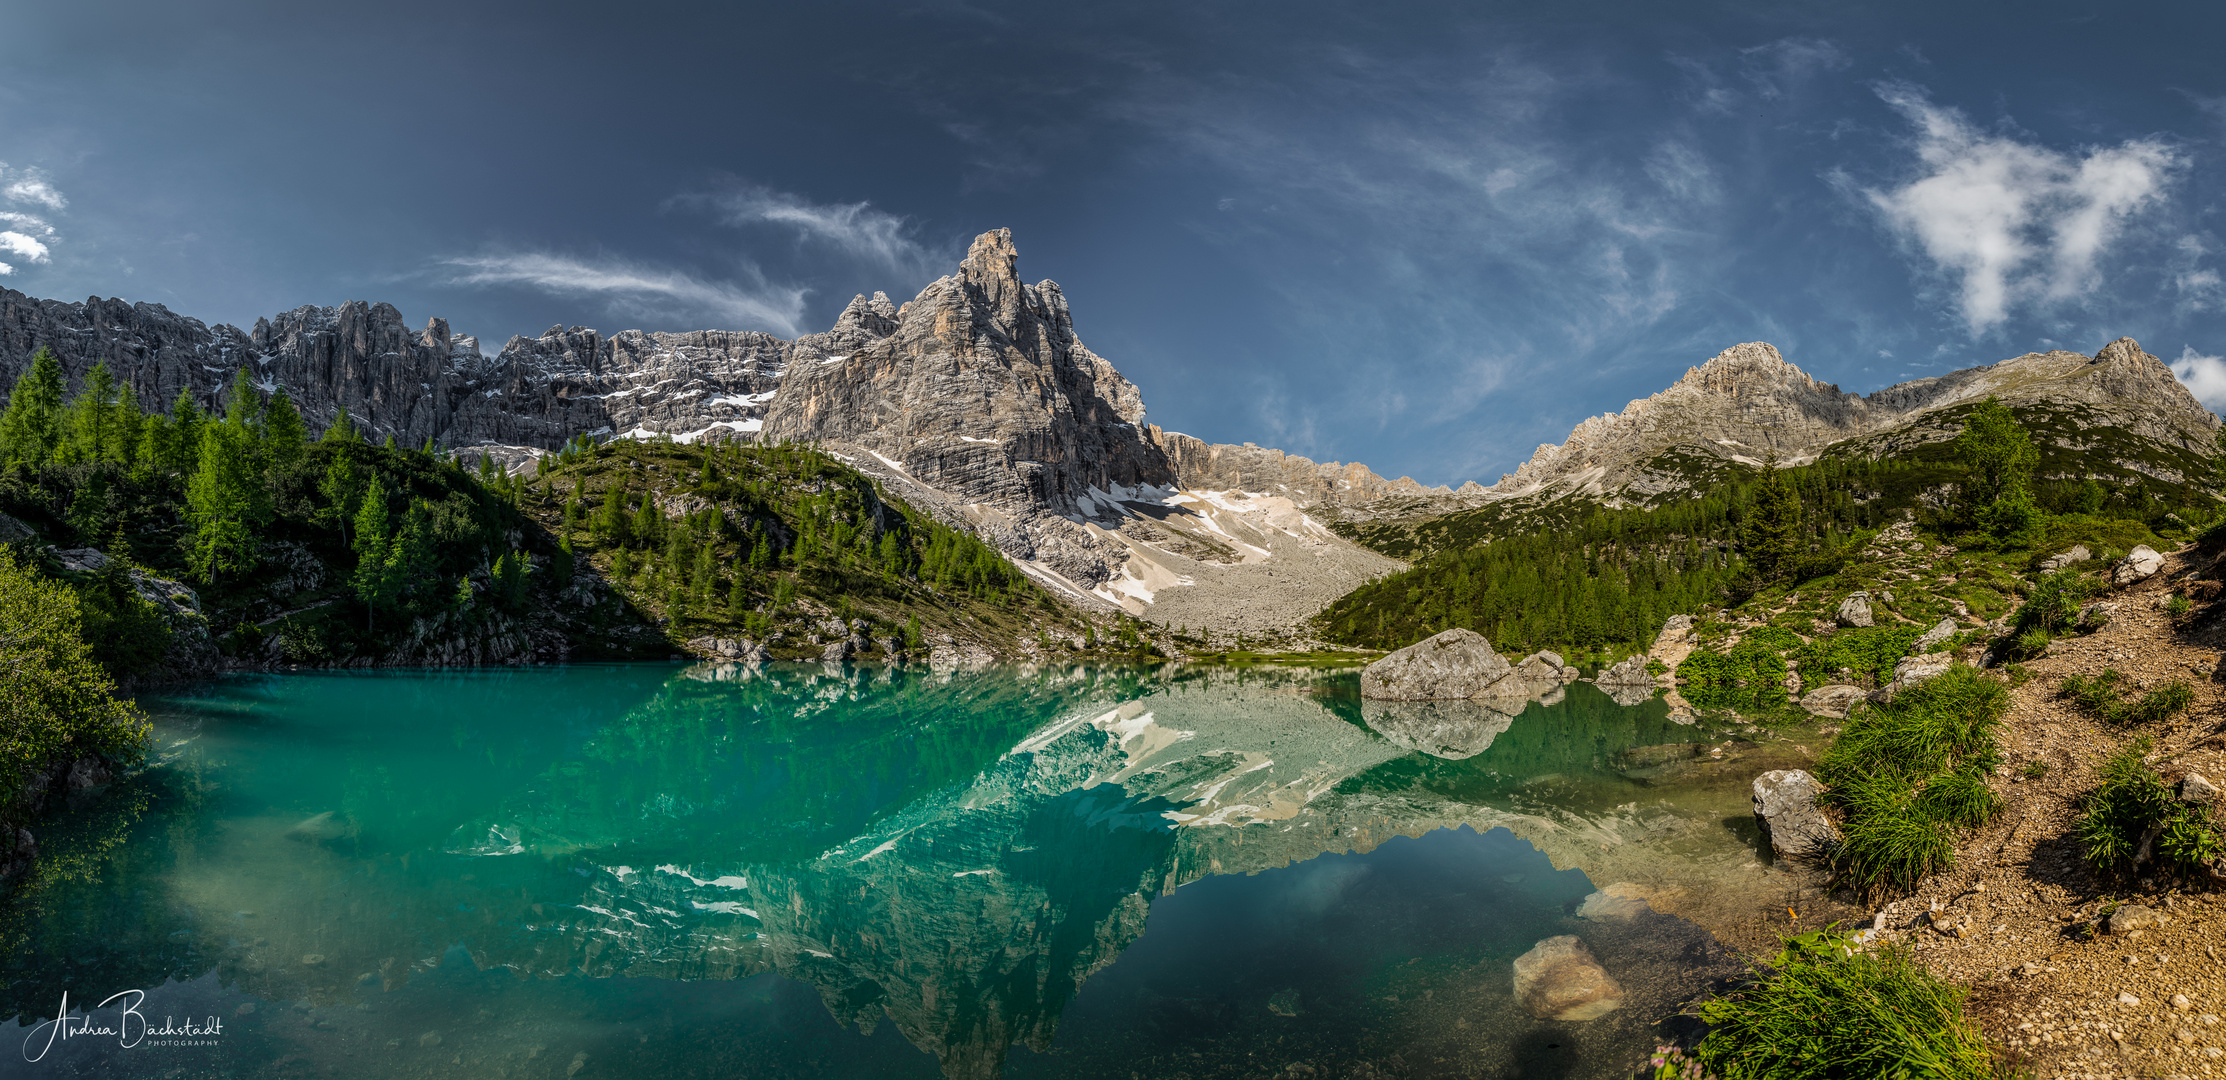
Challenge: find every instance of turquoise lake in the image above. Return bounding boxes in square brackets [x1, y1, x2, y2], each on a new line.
[0, 663, 1788, 1079]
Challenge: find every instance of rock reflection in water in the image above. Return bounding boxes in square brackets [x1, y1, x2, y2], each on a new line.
[0, 662, 1779, 1080]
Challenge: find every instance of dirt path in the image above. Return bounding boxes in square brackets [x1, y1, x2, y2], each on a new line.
[1854, 546, 2226, 1079]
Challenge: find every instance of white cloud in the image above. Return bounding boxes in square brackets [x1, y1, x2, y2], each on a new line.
[2173, 345, 2226, 411]
[682, 184, 942, 281]
[1859, 83, 2180, 334]
[0, 231, 51, 270]
[440, 251, 809, 337]
[2, 169, 66, 211]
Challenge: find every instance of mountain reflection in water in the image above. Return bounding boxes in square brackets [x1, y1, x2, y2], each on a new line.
[0, 663, 1782, 1079]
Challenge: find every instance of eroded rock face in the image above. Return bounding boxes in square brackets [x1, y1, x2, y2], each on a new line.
[1360, 628, 1513, 701]
[1511, 935, 1623, 1021]
[2115, 545, 2165, 585]
[1752, 769, 1838, 860]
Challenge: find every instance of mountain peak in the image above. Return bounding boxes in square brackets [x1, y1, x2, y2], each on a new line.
[1671, 341, 1829, 397]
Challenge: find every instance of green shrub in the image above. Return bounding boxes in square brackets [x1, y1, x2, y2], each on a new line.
[2013, 568, 2093, 634]
[1796, 625, 1921, 686]
[1691, 932, 2000, 1080]
[73, 556, 171, 680]
[0, 549, 150, 816]
[2078, 738, 2222, 877]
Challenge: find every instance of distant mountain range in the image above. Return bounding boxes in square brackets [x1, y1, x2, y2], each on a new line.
[2, 230, 2216, 631]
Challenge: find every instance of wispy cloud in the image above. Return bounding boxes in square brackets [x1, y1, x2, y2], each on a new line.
[2, 168, 66, 211]
[2173, 344, 2226, 411]
[0, 167, 64, 275]
[439, 251, 809, 337]
[1855, 83, 2181, 334]
[677, 182, 947, 281]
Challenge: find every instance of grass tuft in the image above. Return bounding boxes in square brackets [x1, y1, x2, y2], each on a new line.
[1690, 932, 2003, 1080]
[2078, 738, 2223, 877]
[2061, 670, 2195, 727]
[1817, 665, 2008, 894]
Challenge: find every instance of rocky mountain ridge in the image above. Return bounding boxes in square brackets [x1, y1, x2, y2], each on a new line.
[1491, 338, 2220, 502]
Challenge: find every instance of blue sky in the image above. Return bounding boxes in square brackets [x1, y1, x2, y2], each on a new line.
[4, 0, 2225, 487]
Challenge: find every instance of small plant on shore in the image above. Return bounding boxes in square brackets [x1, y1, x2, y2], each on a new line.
[1817, 665, 2008, 893]
[2019, 760, 2049, 780]
[2078, 738, 2223, 877]
[2166, 592, 2194, 622]
[1687, 932, 2001, 1080]
[1641, 1045, 1716, 1080]
[2061, 669, 2196, 727]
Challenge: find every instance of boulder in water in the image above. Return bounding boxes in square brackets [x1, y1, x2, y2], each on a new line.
[1511, 935, 1623, 1021]
[1752, 769, 1838, 860]
[1359, 698, 1519, 759]
[1360, 628, 1514, 701]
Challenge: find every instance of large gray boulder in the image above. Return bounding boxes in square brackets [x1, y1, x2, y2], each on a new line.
[1753, 769, 1839, 859]
[1360, 628, 1514, 701]
[1511, 936, 1624, 1021]
[1887, 653, 1953, 693]
[1593, 654, 1654, 687]
[1835, 591, 1874, 628]
[1514, 649, 1575, 682]
[2114, 545, 2165, 585]
[1799, 684, 1870, 719]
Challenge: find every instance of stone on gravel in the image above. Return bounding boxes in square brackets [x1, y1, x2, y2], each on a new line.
[2039, 544, 2092, 571]
[1511, 936, 1623, 1021]
[2106, 904, 2170, 935]
[1799, 684, 1870, 719]
[1752, 769, 1839, 860]
[2078, 601, 2116, 630]
[2114, 545, 2165, 585]
[1835, 591, 1874, 628]
[2183, 773, 2221, 804]
[1913, 617, 1959, 650]
[1360, 628, 1515, 701]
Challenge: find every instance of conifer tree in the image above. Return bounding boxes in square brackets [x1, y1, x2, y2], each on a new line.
[166, 390, 204, 474]
[1739, 463, 1804, 582]
[319, 442, 368, 546]
[0, 347, 65, 466]
[224, 368, 262, 431]
[321, 411, 359, 444]
[727, 556, 748, 614]
[1954, 397, 2038, 514]
[263, 386, 306, 470]
[60, 361, 125, 464]
[352, 486, 394, 631]
[184, 424, 264, 582]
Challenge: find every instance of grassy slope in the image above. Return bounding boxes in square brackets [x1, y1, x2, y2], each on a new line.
[522, 440, 1158, 662]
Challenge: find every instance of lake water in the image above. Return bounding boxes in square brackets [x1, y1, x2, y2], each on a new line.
[0, 663, 1792, 1080]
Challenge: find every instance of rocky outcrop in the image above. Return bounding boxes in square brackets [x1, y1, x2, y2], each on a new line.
[52, 546, 217, 685]
[1913, 617, 1959, 651]
[1359, 628, 1513, 700]
[1887, 654, 1953, 694]
[1752, 769, 1838, 860]
[1510, 936, 1624, 1021]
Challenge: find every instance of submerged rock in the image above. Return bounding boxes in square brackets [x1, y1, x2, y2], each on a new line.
[1575, 883, 1654, 920]
[2114, 545, 2165, 585]
[1752, 770, 1838, 860]
[1511, 935, 1623, 1021]
[1360, 628, 1514, 701]
[1834, 591, 1874, 628]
